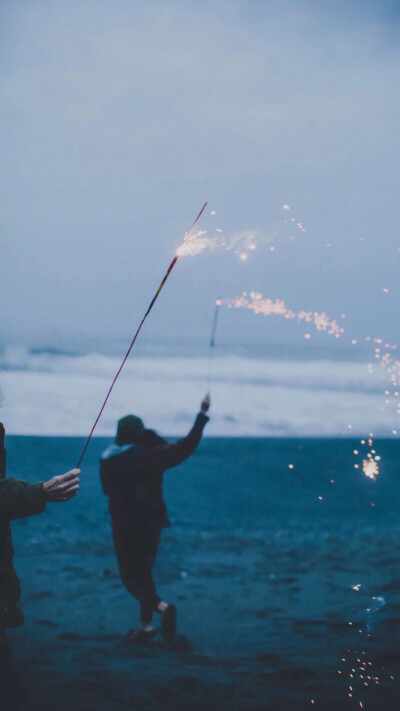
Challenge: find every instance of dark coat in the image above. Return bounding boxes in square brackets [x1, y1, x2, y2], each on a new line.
[100, 412, 209, 529]
[0, 423, 46, 619]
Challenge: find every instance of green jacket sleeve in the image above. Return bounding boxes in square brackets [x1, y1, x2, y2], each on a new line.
[0, 479, 47, 521]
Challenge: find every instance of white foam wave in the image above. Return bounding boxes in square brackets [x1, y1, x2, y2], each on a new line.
[0, 347, 396, 437]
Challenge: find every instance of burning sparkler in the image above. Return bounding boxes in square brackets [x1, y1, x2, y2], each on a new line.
[177, 203, 308, 261]
[76, 202, 207, 467]
[207, 299, 221, 391]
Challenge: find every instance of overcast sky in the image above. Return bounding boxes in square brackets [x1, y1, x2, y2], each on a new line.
[1, 0, 399, 352]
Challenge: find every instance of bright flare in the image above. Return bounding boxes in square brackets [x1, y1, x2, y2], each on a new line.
[363, 459, 379, 481]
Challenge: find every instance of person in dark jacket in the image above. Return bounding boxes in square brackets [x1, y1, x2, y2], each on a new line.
[100, 395, 210, 642]
[0, 421, 80, 711]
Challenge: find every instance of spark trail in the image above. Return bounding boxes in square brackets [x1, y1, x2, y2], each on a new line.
[220, 291, 345, 339]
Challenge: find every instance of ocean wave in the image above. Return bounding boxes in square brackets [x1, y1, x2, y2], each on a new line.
[0, 346, 396, 436]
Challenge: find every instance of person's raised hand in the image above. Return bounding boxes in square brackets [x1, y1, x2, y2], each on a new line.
[42, 469, 80, 502]
[201, 394, 211, 414]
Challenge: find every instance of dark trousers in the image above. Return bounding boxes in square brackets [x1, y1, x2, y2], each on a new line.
[0, 630, 24, 711]
[112, 523, 162, 624]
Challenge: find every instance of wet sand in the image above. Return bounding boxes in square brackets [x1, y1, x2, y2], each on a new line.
[6, 436, 400, 710]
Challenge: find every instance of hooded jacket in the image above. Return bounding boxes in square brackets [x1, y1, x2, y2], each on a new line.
[100, 412, 209, 528]
[0, 423, 47, 620]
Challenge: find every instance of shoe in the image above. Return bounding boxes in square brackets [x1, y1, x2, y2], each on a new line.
[161, 604, 177, 642]
[127, 627, 158, 644]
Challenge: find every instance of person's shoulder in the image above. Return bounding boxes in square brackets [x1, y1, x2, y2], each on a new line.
[100, 443, 135, 461]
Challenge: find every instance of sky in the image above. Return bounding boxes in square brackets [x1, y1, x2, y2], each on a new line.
[1, 0, 399, 353]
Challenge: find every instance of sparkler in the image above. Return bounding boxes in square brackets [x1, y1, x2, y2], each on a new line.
[76, 202, 207, 468]
[207, 300, 221, 392]
[177, 203, 308, 261]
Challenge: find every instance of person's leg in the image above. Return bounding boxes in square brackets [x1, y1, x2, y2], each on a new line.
[145, 530, 178, 641]
[112, 524, 161, 627]
[139, 528, 162, 625]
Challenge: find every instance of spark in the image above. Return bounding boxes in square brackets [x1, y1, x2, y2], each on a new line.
[177, 227, 265, 259]
[363, 459, 379, 480]
[220, 292, 344, 339]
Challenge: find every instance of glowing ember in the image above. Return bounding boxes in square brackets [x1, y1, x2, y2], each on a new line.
[177, 227, 268, 260]
[220, 292, 344, 339]
[363, 458, 379, 480]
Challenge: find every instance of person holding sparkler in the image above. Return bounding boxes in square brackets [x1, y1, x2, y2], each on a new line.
[100, 395, 210, 643]
[0, 421, 80, 710]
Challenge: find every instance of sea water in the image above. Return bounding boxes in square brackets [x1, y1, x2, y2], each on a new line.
[0, 342, 396, 437]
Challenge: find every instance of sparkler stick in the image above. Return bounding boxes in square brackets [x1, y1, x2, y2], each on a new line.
[207, 300, 221, 392]
[76, 202, 207, 468]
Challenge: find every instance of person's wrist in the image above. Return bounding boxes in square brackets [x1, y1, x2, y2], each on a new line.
[41, 481, 50, 501]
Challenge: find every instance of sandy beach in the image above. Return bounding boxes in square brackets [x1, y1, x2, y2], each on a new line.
[4, 434, 399, 710]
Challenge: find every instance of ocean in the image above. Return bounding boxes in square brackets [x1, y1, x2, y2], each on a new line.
[0, 342, 397, 438]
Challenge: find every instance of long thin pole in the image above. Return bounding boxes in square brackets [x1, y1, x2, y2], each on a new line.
[76, 202, 207, 468]
[207, 301, 220, 392]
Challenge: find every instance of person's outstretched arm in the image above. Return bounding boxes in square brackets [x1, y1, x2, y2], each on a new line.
[144, 395, 210, 471]
[0, 469, 80, 521]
